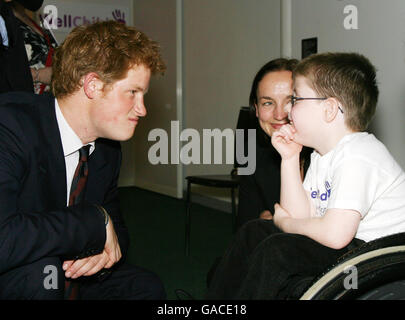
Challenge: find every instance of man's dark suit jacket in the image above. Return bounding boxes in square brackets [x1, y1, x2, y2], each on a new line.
[0, 92, 129, 275]
[0, 1, 34, 93]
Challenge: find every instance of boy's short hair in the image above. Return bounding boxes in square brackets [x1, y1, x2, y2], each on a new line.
[294, 52, 379, 132]
[52, 20, 166, 99]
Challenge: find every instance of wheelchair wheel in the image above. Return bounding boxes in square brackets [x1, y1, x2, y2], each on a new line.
[357, 280, 405, 300]
[300, 245, 405, 300]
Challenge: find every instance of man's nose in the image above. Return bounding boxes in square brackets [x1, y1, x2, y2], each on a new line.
[135, 98, 147, 117]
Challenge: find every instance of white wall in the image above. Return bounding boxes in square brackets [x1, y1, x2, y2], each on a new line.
[291, 0, 405, 168]
[183, 0, 281, 201]
[128, 0, 179, 197]
[124, 0, 282, 203]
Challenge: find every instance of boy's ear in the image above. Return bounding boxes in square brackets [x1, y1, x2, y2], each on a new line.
[323, 97, 341, 123]
[82, 73, 105, 99]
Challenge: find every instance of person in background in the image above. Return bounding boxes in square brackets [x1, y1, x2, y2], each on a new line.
[0, 0, 33, 93]
[11, 0, 56, 94]
[236, 58, 311, 228]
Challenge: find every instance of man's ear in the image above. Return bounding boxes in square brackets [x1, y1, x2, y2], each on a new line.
[82, 73, 104, 99]
[323, 97, 341, 123]
[255, 104, 259, 117]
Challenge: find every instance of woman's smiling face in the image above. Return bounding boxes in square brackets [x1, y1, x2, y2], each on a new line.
[255, 70, 293, 137]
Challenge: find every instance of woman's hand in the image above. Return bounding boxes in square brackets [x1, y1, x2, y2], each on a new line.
[31, 67, 52, 85]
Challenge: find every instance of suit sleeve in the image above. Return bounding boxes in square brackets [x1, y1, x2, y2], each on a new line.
[102, 144, 130, 260]
[0, 119, 106, 274]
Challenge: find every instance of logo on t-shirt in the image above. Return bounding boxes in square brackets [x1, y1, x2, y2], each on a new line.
[311, 181, 332, 201]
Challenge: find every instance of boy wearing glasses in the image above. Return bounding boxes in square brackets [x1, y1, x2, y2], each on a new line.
[207, 52, 405, 299]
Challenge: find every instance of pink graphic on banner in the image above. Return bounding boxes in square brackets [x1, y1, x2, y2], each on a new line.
[112, 10, 126, 24]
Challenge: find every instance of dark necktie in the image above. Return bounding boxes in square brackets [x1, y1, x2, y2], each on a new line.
[64, 145, 90, 300]
[69, 145, 90, 206]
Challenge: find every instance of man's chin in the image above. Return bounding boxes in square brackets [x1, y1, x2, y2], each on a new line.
[104, 130, 136, 142]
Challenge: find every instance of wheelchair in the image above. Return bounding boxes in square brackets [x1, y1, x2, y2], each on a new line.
[298, 232, 405, 300]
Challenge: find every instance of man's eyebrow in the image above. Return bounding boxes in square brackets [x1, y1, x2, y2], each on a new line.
[259, 96, 274, 100]
[133, 86, 149, 93]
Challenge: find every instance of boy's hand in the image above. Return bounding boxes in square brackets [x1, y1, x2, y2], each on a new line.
[271, 124, 303, 160]
[273, 203, 291, 230]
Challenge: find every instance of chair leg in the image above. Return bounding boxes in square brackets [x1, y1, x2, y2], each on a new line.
[185, 180, 191, 256]
[231, 186, 236, 233]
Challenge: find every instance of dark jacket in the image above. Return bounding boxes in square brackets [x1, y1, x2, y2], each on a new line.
[0, 1, 33, 93]
[0, 92, 129, 274]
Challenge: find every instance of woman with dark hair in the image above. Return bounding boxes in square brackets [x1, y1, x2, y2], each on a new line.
[237, 58, 311, 228]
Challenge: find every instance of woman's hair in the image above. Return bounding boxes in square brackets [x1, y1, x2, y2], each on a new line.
[51, 20, 166, 99]
[294, 52, 379, 132]
[249, 58, 298, 110]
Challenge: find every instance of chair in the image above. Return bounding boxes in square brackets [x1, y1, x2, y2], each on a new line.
[184, 106, 257, 256]
[298, 232, 405, 300]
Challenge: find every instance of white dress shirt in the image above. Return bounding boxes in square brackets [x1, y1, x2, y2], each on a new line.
[55, 99, 95, 205]
[0, 15, 8, 46]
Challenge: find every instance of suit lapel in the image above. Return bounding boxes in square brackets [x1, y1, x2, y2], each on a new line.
[38, 95, 68, 208]
[89, 142, 109, 173]
[86, 140, 109, 202]
[38, 95, 110, 206]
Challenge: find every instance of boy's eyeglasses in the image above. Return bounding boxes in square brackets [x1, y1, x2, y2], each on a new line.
[290, 96, 344, 114]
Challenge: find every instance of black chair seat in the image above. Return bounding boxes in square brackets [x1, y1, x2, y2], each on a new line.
[185, 174, 240, 188]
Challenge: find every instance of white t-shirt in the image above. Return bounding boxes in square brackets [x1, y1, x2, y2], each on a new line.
[303, 132, 405, 242]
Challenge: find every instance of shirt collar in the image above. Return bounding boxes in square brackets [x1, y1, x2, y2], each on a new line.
[55, 98, 95, 157]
